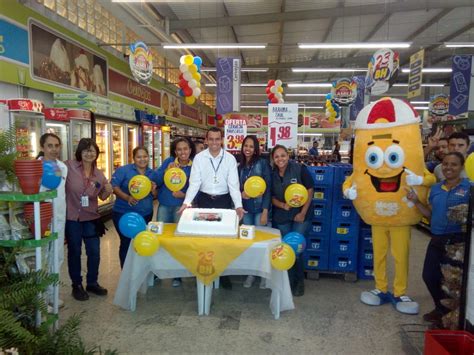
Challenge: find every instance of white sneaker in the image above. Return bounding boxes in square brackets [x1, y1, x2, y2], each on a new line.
[360, 289, 391, 306]
[259, 278, 266, 289]
[243, 275, 255, 288]
[392, 295, 419, 315]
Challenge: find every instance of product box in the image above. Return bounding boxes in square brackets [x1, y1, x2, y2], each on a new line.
[239, 225, 255, 240]
[147, 222, 163, 235]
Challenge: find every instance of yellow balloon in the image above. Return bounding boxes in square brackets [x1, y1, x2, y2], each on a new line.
[244, 176, 266, 198]
[164, 167, 187, 192]
[284, 183, 308, 208]
[197, 82, 201, 88]
[188, 64, 198, 74]
[466, 153, 474, 181]
[184, 55, 194, 65]
[185, 95, 196, 105]
[270, 243, 296, 271]
[128, 175, 152, 200]
[133, 231, 160, 257]
[193, 72, 201, 81]
[277, 86, 283, 93]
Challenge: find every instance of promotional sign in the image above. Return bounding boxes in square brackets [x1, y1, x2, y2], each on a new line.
[331, 78, 357, 106]
[216, 58, 241, 115]
[407, 49, 424, 99]
[30, 21, 108, 96]
[350, 76, 365, 121]
[224, 119, 247, 152]
[223, 113, 262, 129]
[449, 55, 473, 116]
[365, 48, 399, 95]
[129, 41, 153, 85]
[161, 91, 180, 118]
[267, 104, 298, 149]
[0, 18, 29, 65]
[430, 94, 449, 116]
[108, 69, 161, 108]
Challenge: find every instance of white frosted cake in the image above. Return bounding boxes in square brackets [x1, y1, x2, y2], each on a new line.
[176, 208, 238, 238]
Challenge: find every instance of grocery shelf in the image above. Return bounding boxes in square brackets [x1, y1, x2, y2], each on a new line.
[0, 190, 57, 201]
[0, 232, 58, 248]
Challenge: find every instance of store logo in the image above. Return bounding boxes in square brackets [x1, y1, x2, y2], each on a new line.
[197, 251, 215, 276]
[129, 41, 153, 85]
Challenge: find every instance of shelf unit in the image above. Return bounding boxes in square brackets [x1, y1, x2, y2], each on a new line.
[0, 190, 59, 329]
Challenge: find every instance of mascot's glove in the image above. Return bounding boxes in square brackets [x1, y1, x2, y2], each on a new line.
[343, 184, 357, 200]
[405, 168, 423, 186]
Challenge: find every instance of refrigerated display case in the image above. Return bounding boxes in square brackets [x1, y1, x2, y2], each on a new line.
[68, 109, 93, 158]
[43, 108, 69, 161]
[161, 126, 171, 163]
[112, 123, 126, 172]
[141, 123, 162, 169]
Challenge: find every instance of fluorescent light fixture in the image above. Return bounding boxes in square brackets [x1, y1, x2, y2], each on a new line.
[392, 83, 445, 87]
[410, 101, 430, 104]
[298, 106, 324, 109]
[287, 83, 332, 88]
[298, 42, 411, 49]
[297, 133, 323, 136]
[413, 106, 430, 110]
[241, 105, 268, 108]
[286, 94, 328, 97]
[292, 68, 367, 73]
[201, 67, 269, 72]
[241, 94, 268, 96]
[402, 68, 452, 73]
[241, 105, 324, 109]
[163, 43, 267, 49]
[206, 83, 268, 87]
[444, 42, 474, 48]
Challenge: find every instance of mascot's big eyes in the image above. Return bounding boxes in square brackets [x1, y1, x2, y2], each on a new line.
[384, 145, 405, 168]
[365, 146, 384, 169]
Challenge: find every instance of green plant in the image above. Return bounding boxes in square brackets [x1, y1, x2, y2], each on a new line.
[0, 125, 19, 185]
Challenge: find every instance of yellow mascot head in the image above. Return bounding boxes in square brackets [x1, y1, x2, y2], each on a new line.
[351, 97, 428, 226]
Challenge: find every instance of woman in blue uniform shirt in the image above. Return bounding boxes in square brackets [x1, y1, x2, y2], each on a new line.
[112, 146, 157, 269]
[238, 135, 272, 288]
[407, 152, 470, 326]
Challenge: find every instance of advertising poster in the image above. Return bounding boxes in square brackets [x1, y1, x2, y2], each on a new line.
[216, 57, 241, 115]
[30, 21, 107, 96]
[223, 113, 262, 129]
[224, 119, 247, 152]
[426, 94, 455, 128]
[331, 78, 357, 106]
[129, 41, 153, 85]
[365, 48, 399, 95]
[350, 75, 365, 121]
[407, 49, 424, 99]
[267, 104, 298, 149]
[161, 91, 181, 118]
[449, 55, 473, 116]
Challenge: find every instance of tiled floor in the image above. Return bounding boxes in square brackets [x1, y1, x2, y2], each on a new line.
[59, 222, 432, 354]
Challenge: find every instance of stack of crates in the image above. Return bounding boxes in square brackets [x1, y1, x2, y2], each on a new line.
[328, 164, 360, 273]
[357, 224, 374, 280]
[304, 165, 334, 271]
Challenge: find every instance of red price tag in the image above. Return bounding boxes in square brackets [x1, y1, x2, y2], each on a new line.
[226, 134, 244, 150]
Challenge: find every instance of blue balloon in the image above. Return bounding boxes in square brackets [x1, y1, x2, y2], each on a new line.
[326, 93, 332, 100]
[119, 212, 146, 239]
[283, 232, 306, 255]
[178, 89, 185, 97]
[193, 56, 203, 67]
[41, 161, 61, 189]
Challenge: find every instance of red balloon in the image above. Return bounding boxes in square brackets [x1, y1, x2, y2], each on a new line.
[183, 87, 193, 96]
[179, 79, 187, 88]
[265, 87, 271, 94]
[179, 73, 184, 80]
[268, 80, 275, 87]
[271, 97, 279, 103]
[268, 93, 275, 100]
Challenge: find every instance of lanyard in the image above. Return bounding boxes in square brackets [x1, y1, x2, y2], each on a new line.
[241, 163, 254, 183]
[210, 154, 224, 178]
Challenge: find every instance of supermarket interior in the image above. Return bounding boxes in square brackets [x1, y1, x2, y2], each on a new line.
[1, 0, 474, 354]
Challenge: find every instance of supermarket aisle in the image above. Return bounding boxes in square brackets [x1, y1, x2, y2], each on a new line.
[59, 222, 432, 354]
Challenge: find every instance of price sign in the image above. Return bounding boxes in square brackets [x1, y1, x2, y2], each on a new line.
[267, 104, 298, 149]
[224, 119, 247, 152]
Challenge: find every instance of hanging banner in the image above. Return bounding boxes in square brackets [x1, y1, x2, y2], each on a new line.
[449, 55, 473, 116]
[365, 48, 399, 95]
[129, 41, 153, 85]
[0, 18, 29, 65]
[407, 49, 424, 99]
[350, 76, 365, 121]
[216, 58, 241, 115]
[430, 94, 449, 117]
[331, 78, 357, 106]
[267, 104, 298, 149]
[224, 119, 247, 152]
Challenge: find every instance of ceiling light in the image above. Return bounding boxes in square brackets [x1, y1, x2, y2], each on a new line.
[413, 106, 430, 110]
[292, 68, 367, 73]
[241, 94, 268, 97]
[163, 43, 267, 49]
[392, 83, 445, 87]
[286, 94, 328, 97]
[201, 67, 269, 72]
[401, 68, 452, 73]
[410, 101, 430, 104]
[298, 42, 411, 49]
[444, 42, 474, 48]
[205, 83, 268, 87]
[287, 83, 332, 88]
[298, 106, 324, 109]
[241, 105, 268, 108]
[297, 133, 323, 136]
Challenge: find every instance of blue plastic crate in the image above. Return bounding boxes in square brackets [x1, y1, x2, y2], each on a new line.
[332, 201, 359, 221]
[332, 184, 350, 202]
[332, 164, 353, 185]
[312, 186, 333, 202]
[357, 263, 374, 280]
[330, 238, 358, 255]
[331, 220, 360, 240]
[304, 250, 329, 270]
[308, 220, 331, 238]
[358, 248, 374, 263]
[307, 165, 334, 186]
[329, 253, 357, 272]
[306, 236, 329, 252]
[313, 201, 331, 220]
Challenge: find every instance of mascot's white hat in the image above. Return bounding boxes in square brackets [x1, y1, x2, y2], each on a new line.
[355, 97, 420, 130]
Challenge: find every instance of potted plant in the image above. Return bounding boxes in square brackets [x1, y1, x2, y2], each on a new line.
[0, 125, 19, 191]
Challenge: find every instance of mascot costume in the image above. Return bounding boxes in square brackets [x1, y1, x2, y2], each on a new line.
[343, 97, 435, 314]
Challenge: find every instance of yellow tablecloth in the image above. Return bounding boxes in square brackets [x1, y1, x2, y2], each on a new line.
[159, 224, 276, 285]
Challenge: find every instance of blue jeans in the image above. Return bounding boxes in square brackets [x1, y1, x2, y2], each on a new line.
[112, 212, 153, 269]
[157, 205, 180, 223]
[274, 220, 310, 289]
[242, 212, 263, 226]
[65, 220, 101, 287]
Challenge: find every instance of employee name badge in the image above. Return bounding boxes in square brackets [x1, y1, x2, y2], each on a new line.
[81, 195, 89, 207]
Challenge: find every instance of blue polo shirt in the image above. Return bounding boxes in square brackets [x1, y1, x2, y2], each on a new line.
[156, 157, 192, 207]
[111, 164, 156, 216]
[429, 178, 471, 235]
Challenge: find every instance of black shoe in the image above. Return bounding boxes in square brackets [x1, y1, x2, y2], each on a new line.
[72, 285, 89, 301]
[292, 282, 305, 297]
[221, 276, 232, 290]
[86, 284, 108, 296]
[423, 309, 443, 323]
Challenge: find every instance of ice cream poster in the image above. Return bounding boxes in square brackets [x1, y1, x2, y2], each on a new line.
[30, 21, 107, 96]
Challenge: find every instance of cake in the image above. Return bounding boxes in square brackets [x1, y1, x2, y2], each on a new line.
[176, 208, 238, 238]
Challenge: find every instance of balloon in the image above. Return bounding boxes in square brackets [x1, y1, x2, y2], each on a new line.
[188, 64, 198, 74]
[180, 56, 186, 65]
[270, 243, 296, 271]
[275, 79, 282, 87]
[193, 56, 203, 67]
[185, 95, 196, 105]
[283, 232, 306, 255]
[41, 161, 61, 189]
[270, 86, 277, 93]
[268, 79, 275, 87]
[197, 82, 201, 88]
[466, 153, 474, 181]
[183, 86, 193, 97]
[268, 93, 275, 100]
[184, 55, 194, 65]
[275, 92, 282, 99]
[183, 71, 193, 81]
[284, 183, 308, 208]
[271, 97, 278, 104]
[192, 87, 201, 97]
[133, 231, 160, 257]
[128, 175, 152, 200]
[278, 86, 284, 93]
[244, 176, 266, 198]
[164, 167, 187, 192]
[188, 79, 198, 89]
[179, 79, 187, 88]
[326, 93, 332, 100]
[193, 72, 201, 81]
[119, 212, 146, 239]
[280, 98, 284, 103]
[265, 87, 271, 94]
[178, 89, 185, 97]
[179, 63, 189, 73]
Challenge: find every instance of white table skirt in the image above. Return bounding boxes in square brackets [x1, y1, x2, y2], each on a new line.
[113, 227, 295, 319]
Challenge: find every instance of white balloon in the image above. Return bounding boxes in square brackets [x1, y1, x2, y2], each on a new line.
[180, 56, 186, 65]
[275, 79, 282, 87]
[188, 79, 198, 88]
[280, 98, 284, 103]
[275, 92, 282, 99]
[179, 63, 189, 73]
[183, 71, 193, 81]
[193, 87, 201, 97]
[270, 86, 277, 93]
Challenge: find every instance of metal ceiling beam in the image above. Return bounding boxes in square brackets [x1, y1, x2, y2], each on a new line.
[169, 0, 472, 31]
[405, 8, 453, 42]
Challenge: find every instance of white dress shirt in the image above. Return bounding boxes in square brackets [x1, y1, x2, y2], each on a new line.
[184, 148, 243, 209]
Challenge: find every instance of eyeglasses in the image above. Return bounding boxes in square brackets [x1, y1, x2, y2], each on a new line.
[82, 148, 97, 155]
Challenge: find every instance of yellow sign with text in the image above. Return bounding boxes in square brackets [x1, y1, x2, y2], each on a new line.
[408, 49, 425, 99]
